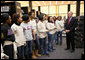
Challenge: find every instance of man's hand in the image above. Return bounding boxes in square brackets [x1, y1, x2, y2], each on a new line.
[65, 30, 70, 33]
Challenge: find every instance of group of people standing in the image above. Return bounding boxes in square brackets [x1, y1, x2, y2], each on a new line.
[1, 11, 77, 59]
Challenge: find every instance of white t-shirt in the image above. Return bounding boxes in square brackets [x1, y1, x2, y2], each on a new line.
[55, 20, 64, 31]
[47, 22, 56, 34]
[37, 21, 48, 38]
[30, 19, 37, 34]
[43, 20, 48, 27]
[11, 23, 26, 47]
[20, 22, 34, 41]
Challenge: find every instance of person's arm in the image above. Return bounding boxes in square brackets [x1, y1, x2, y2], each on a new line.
[37, 23, 48, 33]
[32, 29, 36, 40]
[11, 25, 17, 34]
[47, 23, 56, 31]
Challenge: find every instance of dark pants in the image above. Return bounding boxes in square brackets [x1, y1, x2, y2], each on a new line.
[66, 32, 75, 50]
[17, 45, 24, 59]
[56, 31, 62, 44]
[3, 44, 14, 59]
[24, 41, 33, 59]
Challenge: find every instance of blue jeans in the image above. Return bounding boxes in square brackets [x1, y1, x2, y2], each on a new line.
[56, 31, 62, 44]
[17, 45, 24, 59]
[24, 40, 33, 59]
[35, 34, 40, 50]
[39, 37, 48, 54]
[48, 34, 54, 51]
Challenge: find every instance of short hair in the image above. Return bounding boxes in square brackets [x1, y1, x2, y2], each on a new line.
[68, 11, 73, 15]
[57, 16, 62, 20]
[28, 11, 34, 17]
[1, 13, 10, 23]
[38, 14, 44, 21]
[12, 13, 20, 24]
[48, 16, 52, 22]
[22, 14, 29, 21]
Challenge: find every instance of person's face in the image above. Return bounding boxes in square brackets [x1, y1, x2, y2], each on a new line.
[43, 15, 46, 21]
[68, 12, 72, 17]
[58, 17, 61, 21]
[45, 15, 48, 20]
[31, 12, 35, 18]
[7, 16, 12, 24]
[50, 17, 53, 22]
[17, 17, 22, 23]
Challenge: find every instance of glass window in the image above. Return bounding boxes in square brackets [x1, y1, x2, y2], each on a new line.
[58, 5, 68, 14]
[70, 4, 76, 14]
[32, 7, 38, 11]
[41, 6, 48, 14]
[80, 4, 84, 16]
[48, 6, 56, 14]
[48, 14, 56, 16]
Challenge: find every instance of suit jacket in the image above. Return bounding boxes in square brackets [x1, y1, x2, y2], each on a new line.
[64, 17, 77, 33]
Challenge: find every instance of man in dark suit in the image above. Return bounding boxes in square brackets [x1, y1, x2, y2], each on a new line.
[64, 11, 77, 53]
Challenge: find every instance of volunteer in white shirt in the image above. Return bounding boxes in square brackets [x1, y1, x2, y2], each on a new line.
[37, 14, 49, 55]
[11, 13, 26, 59]
[29, 11, 41, 59]
[21, 14, 35, 59]
[55, 16, 64, 45]
[46, 16, 57, 52]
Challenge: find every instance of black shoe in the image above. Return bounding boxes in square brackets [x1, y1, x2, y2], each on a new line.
[70, 50, 75, 53]
[65, 48, 70, 50]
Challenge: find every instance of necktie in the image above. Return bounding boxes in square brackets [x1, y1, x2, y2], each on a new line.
[68, 17, 70, 25]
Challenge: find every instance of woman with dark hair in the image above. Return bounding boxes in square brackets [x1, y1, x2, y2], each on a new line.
[47, 16, 57, 52]
[37, 14, 49, 55]
[55, 16, 64, 45]
[11, 13, 26, 59]
[1, 13, 15, 59]
[29, 11, 41, 59]
[53, 16, 57, 25]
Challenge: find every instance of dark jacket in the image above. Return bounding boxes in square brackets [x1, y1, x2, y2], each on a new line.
[1, 24, 15, 43]
[64, 17, 77, 33]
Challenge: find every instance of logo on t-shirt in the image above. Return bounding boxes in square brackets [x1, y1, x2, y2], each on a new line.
[7, 29, 14, 35]
[23, 26, 32, 30]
